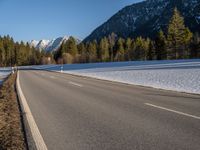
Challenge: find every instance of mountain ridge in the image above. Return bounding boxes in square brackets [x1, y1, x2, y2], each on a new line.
[84, 0, 200, 42]
[30, 36, 81, 52]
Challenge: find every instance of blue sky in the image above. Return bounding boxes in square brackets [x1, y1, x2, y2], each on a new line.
[0, 0, 143, 42]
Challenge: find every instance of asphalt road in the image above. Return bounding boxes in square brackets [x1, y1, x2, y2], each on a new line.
[19, 70, 200, 150]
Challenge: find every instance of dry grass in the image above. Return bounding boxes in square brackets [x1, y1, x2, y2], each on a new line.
[0, 73, 26, 150]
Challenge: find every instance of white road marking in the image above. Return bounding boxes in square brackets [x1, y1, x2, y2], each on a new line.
[17, 72, 48, 150]
[69, 81, 83, 87]
[145, 103, 200, 120]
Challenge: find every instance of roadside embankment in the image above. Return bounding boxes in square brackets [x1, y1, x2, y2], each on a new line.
[0, 73, 26, 150]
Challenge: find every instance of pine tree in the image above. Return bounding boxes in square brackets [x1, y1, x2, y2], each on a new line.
[108, 33, 117, 61]
[99, 37, 109, 62]
[190, 32, 200, 58]
[167, 8, 191, 59]
[65, 36, 78, 57]
[78, 43, 87, 63]
[14, 42, 20, 66]
[54, 42, 65, 63]
[155, 30, 167, 60]
[18, 41, 27, 66]
[147, 41, 155, 60]
[183, 28, 193, 58]
[133, 37, 149, 60]
[115, 38, 125, 61]
[144, 38, 150, 60]
[0, 39, 5, 66]
[133, 37, 143, 60]
[125, 38, 132, 61]
[129, 39, 135, 61]
[87, 41, 97, 62]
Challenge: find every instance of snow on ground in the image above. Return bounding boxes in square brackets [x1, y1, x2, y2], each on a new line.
[0, 68, 11, 85]
[35, 59, 200, 94]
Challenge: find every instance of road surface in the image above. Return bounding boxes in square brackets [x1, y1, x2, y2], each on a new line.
[19, 70, 200, 150]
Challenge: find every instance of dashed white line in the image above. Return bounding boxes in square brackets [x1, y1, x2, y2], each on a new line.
[68, 81, 83, 87]
[145, 103, 200, 120]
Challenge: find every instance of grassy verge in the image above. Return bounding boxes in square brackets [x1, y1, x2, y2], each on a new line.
[0, 73, 26, 150]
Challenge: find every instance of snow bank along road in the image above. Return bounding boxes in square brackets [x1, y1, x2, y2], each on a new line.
[0, 68, 11, 85]
[18, 70, 200, 150]
[35, 59, 200, 94]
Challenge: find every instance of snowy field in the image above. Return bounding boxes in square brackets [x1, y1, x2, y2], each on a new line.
[0, 68, 11, 85]
[34, 59, 200, 94]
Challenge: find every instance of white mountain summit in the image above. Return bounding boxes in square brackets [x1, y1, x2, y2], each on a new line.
[30, 36, 69, 52]
[29, 40, 40, 47]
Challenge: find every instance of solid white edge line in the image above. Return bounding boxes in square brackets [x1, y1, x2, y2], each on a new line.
[68, 81, 83, 87]
[145, 103, 200, 120]
[17, 71, 48, 150]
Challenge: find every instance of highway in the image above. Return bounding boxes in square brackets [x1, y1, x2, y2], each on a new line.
[18, 70, 200, 150]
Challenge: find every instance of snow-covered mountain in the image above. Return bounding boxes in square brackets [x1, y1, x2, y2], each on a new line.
[30, 40, 39, 47]
[84, 0, 200, 42]
[30, 36, 69, 52]
[45, 36, 69, 52]
[36, 40, 51, 50]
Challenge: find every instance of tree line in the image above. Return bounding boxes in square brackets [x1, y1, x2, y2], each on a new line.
[0, 8, 200, 67]
[0, 36, 54, 67]
[54, 8, 200, 64]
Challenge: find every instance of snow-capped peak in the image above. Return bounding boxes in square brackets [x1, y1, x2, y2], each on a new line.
[30, 40, 39, 47]
[30, 36, 72, 52]
[45, 36, 69, 52]
[36, 40, 50, 50]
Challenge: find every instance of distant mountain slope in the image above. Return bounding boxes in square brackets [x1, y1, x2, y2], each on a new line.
[29, 40, 39, 47]
[45, 36, 69, 52]
[84, 0, 200, 42]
